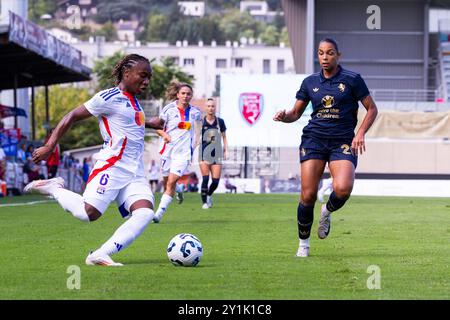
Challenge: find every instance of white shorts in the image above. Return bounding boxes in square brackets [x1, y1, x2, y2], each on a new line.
[161, 157, 189, 177]
[83, 162, 154, 216]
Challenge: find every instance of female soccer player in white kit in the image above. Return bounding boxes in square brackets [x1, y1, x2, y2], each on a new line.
[153, 82, 202, 223]
[24, 54, 163, 266]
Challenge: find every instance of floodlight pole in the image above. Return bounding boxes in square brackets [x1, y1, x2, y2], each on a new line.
[244, 146, 248, 178]
[45, 85, 49, 134]
[31, 82, 35, 140]
[13, 74, 18, 129]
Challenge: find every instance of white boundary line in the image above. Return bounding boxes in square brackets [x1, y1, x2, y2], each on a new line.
[0, 200, 56, 207]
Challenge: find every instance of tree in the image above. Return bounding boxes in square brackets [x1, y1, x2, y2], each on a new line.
[143, 12, 168, 42]
[280, 27, 290, 47]
[150, 57, 194, 103]
[35, 86, 102, 151]
[93, 21, 117, 42]
[218, 9, 262, 43]
[28, 0, 56, 23]
[260, 25, 280, 46]
[93, 51, 124, 91]
[95, 0, 149, 24]
[197, 15, 224, 44]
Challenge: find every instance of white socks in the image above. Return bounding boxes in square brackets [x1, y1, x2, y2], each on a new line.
[94, 208, 154, 257]
[300, 238, 310, 248]
[156, 193, 173, 215]
[52, 188, 90, 222]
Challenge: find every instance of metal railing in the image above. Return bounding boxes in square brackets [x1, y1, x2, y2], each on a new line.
[369, 89, 442, 102]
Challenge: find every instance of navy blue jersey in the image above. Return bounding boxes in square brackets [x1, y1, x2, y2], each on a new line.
[295, 66, 370, 139]
[201, 117, 226, 147]
[200, 117, 226, 163]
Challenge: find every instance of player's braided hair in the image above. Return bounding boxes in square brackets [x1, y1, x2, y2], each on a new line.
[165, 80, 193, 101]
[112, 54, 150, 85]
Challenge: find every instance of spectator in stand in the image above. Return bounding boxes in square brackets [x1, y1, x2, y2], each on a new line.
[45, 129, 60, 179]
[0, 145, 6, 181]
[224, 175, 237, 194]
[25, 145, 34, 159]
[187, 172, 199, 192]
[17, 144, 27, 163]
[23, 156, 44, 183]
[81, 157, 91, 192]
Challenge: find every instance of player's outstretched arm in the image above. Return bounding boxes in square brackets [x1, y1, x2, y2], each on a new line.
[352, 95, 378, 155]
[32, 105, 93, 164]
[273, 99, 309, 123]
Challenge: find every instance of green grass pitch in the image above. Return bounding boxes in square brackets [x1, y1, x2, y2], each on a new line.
[0, 193, 449, 299]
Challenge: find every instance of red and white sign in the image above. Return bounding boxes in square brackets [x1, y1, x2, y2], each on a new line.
[239, 92, 264, 125]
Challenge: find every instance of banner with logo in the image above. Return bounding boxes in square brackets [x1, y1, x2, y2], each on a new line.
[8, 11, 84, 73]
[220, 74, 312, 147]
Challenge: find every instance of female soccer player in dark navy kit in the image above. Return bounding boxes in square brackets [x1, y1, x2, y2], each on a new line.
[273, 38, 378, 257]
[199, 98, 228, 209]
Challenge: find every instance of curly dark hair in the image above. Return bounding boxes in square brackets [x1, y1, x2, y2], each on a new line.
[111, 54, 150, 85]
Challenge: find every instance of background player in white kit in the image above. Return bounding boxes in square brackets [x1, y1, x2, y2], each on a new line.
[24, 54, 163, 266]
[153, 81, 202, 223]
[317, 177, 333, 203]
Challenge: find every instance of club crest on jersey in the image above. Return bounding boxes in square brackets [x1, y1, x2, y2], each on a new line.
[321, 95, 334, 108]
[239, 92, 264, 126]
[338, 83, 345, 92]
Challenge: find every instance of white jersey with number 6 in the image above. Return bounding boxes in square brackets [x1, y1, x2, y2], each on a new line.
[84, 87, 147, 178]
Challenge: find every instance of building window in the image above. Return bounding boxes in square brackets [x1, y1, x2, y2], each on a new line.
[183, 58, 195, 66]
[215, 74, 221, 94]
[277, 59, 285, 74]
[234, 58, 243, 68]
[263, 59, 271, 74]
[216, 59, 227, 68]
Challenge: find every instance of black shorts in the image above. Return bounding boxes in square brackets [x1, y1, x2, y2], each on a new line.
[299, 135, 357, 168]
[200, 144, 223, 165]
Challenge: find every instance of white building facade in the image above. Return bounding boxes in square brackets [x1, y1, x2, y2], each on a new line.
[72, 41, 295, 98]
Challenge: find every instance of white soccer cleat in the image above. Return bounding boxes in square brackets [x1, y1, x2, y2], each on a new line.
[206, 195, 213, 208]
[295, 245, 310, 258]
[23, 177, 65, 195]
[85, 252, 123, 267]
[318, 204, 331, 239]
[202, 203, 209, 209]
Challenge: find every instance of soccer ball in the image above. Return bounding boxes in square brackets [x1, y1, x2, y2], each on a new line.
[167, 233, 203, 267]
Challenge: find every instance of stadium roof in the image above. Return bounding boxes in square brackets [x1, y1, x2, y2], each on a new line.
[0, 12, 91, 91]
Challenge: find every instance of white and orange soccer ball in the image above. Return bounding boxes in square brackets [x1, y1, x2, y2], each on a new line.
[167, 233, 203, 267]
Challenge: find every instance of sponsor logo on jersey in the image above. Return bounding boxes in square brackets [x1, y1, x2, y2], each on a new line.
[313, 87, 319, 93]
[321, 95, 335, 108]
[338, 83, 345, 92]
